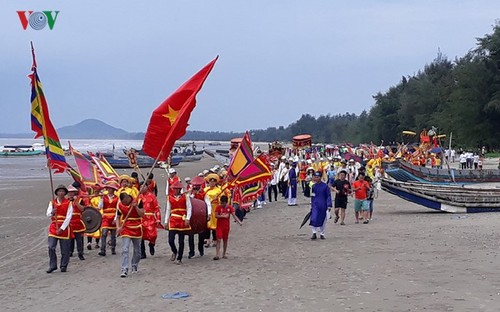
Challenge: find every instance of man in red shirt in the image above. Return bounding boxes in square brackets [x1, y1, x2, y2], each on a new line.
[213, 195, 242, 260]
[352, 172, 372, 224]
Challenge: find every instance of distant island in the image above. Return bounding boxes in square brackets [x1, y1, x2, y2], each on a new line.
[0, 119, 246, 141]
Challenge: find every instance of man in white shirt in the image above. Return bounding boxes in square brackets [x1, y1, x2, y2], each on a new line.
[46, 184, 73, 273]
[268, 164, 279, 202]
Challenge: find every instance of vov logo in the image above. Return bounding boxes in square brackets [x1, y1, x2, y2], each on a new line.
[17, 11, 60, 30]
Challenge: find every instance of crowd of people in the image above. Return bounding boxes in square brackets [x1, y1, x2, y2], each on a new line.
[45, 152, 382, 276]
[266, 155, 381, 239]
[45, 167, 245, 278]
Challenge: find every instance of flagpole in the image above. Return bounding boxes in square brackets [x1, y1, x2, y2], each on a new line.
[31, 41, 58, 231]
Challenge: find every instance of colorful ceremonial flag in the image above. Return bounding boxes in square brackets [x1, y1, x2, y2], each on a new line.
[29, 42, 67, 173]
[89, 153, 119, 181]
[142, 56, 219, 161]
[232, 181, 266, 204]
[69, 142, 99, 187]
[232, 153, 272, 186]
[226, 131, 254, 182]
[66, 164, 84, 187]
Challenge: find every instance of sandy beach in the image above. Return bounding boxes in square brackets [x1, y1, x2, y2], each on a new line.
[1, 156, 500, 312]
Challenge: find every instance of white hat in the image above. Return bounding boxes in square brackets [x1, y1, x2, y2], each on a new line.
[184, 177, 191, 182]
[202, 169, 209, 174]
[168, 168, 176, 174]
[320, 157, 324, 161]
[327, 157, 332, 160]
[281, 156, 286, 160]
[307, 159, 312, 164]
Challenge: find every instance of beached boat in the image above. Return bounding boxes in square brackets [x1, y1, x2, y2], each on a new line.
[172, 144, 203, 162]
[384, 159, 500, 183]
[204, 150, 230, 165]
[381, 179, 500, 213]
[0, 145, 43, 157]
[106, 156, 158, 169]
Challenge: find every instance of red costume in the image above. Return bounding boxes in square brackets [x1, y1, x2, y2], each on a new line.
[215, 204, 235, 240]
[168, 176, 180, 193]
[167, 194, 191, 231]
[299, 163, 307, 181]
[117, 200, 143, 238]
[140, 192, 161, 244]
[101, 194, 118, 229]
[70, 198, 87, 235]
[48, 198, 72, 239]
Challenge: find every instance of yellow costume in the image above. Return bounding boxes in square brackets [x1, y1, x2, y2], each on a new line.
[204, 186, 222, 230]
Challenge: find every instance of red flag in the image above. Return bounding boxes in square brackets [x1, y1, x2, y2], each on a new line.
[142, 56, 218, 161]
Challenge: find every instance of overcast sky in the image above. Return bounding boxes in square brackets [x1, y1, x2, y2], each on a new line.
[1, 1, 499, 134]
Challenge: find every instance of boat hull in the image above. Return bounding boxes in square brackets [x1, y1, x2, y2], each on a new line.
[381, 179, 500, 213]
[385, 160, 500, 183]
[0, 150, 43, 157]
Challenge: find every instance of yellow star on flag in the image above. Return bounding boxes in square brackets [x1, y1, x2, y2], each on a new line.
[162, 105, 179, 125]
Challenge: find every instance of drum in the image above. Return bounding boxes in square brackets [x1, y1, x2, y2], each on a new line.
[82, 207, 102, 233]
[293, 134, 312, 149]
[183, 198, 208, 235]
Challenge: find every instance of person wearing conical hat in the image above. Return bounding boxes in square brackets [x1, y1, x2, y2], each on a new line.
[118, 175, 139, 199]
[46, 184, 73, 273]
[203, 173, 223, 248]
[165, 181, 192, 264]
[98, 181, 119, 256]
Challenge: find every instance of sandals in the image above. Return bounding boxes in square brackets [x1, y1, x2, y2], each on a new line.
[222, 256, 228, 259]
[170, 253, 176, 261]
[213, 256, 220, 261]
[334, 216, 339, 223]
[340, 221, 345, 225]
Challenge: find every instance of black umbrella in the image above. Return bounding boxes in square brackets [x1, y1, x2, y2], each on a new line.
[299, 210, 311, 229]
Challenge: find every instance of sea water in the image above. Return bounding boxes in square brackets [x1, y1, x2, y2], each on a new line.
[0, 138, 230, 180]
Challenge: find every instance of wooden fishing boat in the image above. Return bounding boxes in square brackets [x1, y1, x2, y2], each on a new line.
[0, 145, 43, 157]
[106, 156, 158, 169]
[384, 159, 500, 183]
[381, 179, 500, 213]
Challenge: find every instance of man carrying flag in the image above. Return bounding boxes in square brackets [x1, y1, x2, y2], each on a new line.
[29, 43, 70, 273]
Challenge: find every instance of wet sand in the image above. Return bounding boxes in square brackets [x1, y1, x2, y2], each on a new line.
[1, 156, 500, 311]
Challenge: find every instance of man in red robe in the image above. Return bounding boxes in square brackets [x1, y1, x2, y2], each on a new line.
[98, 181, 119, 256]
[139, 183, 161, 258]
[165, 181, 192, 264]
[46, 184, 73, 273]
[117, 193, 144, 277]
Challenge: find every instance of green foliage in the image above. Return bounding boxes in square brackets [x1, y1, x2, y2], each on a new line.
[184, 23, 500, 149]
[244, 22, 500, 149]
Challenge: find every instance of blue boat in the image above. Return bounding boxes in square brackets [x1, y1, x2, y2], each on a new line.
[384, 160, 500, 183]
[381, 179, 500, 213]
[0, 145, 43, 157]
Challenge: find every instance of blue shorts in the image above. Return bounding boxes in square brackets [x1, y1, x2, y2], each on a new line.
[354, 199, 369, 212]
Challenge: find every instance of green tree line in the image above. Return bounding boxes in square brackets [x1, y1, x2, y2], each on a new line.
[244, 23, 500, 150]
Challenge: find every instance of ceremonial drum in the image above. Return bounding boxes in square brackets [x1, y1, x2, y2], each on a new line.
[292, 134, 312, 149]
[82, 207, 102, 233]
[184, 198, 208, 235]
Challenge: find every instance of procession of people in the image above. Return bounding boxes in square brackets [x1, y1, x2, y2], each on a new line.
[44, 150, 380, 276]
